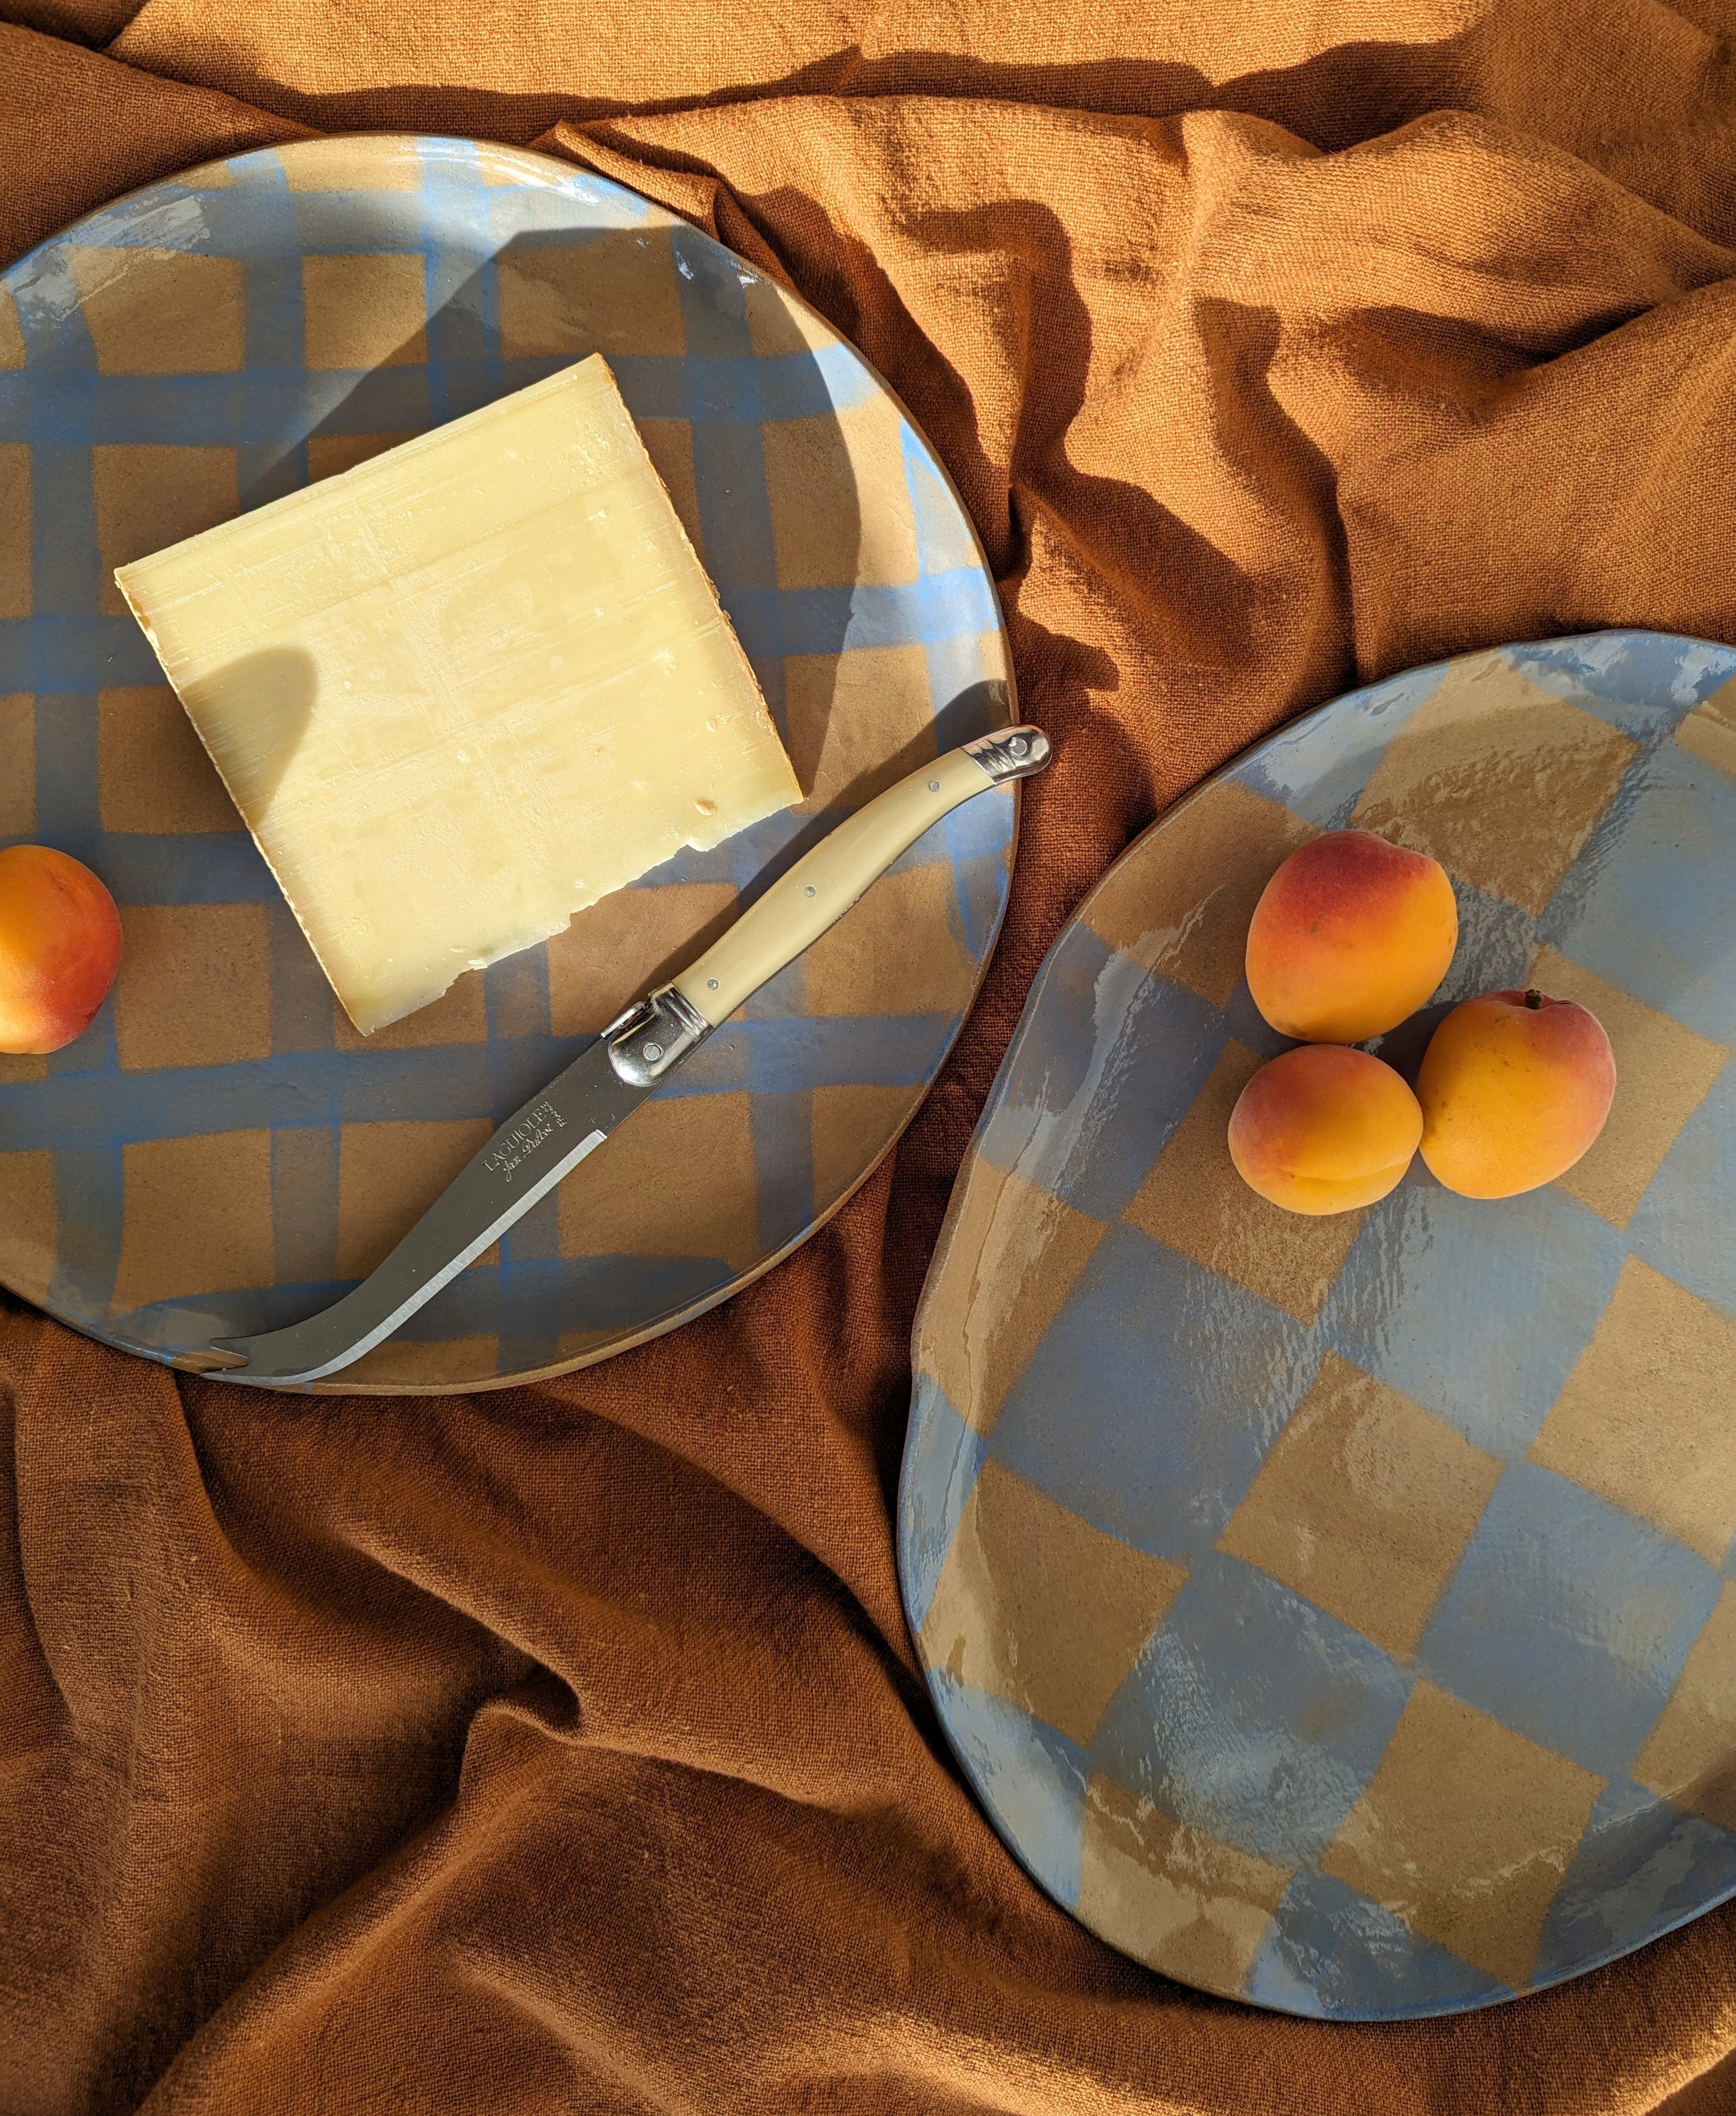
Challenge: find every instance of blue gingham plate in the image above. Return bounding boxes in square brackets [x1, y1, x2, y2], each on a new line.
[0, 134, 1017, 1391]
[901, 633, 1736, 2017]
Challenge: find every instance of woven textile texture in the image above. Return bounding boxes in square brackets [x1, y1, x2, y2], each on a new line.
[3, 5, 1736, 2111]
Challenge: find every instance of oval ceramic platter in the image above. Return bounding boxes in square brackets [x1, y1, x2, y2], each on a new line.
[0, 135, 1017, 1391]
[901, 631, 1736, 2019]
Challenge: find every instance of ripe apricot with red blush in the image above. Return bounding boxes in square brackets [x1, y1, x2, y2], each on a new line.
[1246, 831, 1457, 1044]
[1227, 1044, 1423, 1216]
[0, 845, 123, 1054]
[1418, 988, 1616, 1198]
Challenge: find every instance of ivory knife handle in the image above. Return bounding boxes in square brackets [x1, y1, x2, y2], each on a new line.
[671, 725, 1050, 1027]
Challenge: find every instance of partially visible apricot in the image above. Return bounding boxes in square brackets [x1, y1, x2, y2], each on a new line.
[0, 845, 123, 1054]
[1418, 989, 1616, 1198]
[1246, 830, 1458, 1044]
[1227, 1044, 1423, 1215]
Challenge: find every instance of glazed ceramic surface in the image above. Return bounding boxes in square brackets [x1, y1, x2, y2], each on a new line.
[0, 136, 1016, 1391]
[901, 632, 1736, 2018]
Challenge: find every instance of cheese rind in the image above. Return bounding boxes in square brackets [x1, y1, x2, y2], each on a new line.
[116, 355, 801, 1033]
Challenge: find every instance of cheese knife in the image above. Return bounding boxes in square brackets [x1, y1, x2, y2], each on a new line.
[201, 725, 1050, 1385]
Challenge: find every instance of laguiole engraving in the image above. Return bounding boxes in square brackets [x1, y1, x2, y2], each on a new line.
[483, 1099, 567, 1183]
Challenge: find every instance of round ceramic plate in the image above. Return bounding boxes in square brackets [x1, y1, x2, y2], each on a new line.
[900, 632, 1736, 2019]
[0, 135, 1017, 1391]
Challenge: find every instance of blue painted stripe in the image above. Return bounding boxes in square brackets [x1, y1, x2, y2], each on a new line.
[666, 219, 814, 1246]
[0, 571, 999, 697]
[0, 1012, 963, 1150]
[31, 693, 99, 847]
[0, 366, 437, 449]
[0, 348, 879, 450]
[419, 137, 504, 428]
[723, 573, 1001, 660]
[267, 897, 335, 1052]
[29, 443, 99, 616]
[0, 615, 160, 689]
[236, 152, 308, 507]
[57, 830, 273, 904]
[46, 1144, 124, 1323]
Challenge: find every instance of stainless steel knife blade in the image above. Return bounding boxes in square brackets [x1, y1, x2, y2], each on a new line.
[207, 1035, 648, 1383]
[206, 723, 1051, 1385]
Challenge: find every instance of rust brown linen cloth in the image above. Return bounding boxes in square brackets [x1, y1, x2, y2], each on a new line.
[4, 6, 1736, 2111]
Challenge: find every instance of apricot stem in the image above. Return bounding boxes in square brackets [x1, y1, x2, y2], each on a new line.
[1524, 989, 1544, 1009]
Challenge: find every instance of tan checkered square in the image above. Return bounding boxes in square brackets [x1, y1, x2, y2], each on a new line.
[180, 159, 232, 189]
[915, 1161, 1105, 1440]
[0, 1054, 46, 1085]
[920, 1459, 1186, 1746]
[338, 1119, 498, 1283]
[0, 289, 22, 370]
[0, 1150, 55, 1307]
[282, 139, 422, 190]
[802, 861, 976, 1018]
[67, 249, 244, 376]
[1218, 1354, 1504, 1657]
[1526, 945, 1728, 1228]
[97, 686, 241, 835]
[343, 1335, 501, 1387]
[558, 1092, 760, 1274]
[1, 694, 32, 835]
[302, 255, 427, 371]
[114, 1132, 274, 1309]
[635, 419, 701, 552]
[0, 445, 28, 618]
[1634, 1581, 1736, 1834]
[1320, 1680, 1604, 1991]
[1529, 1258, 1736, 1565]
[1352, 654, 1637, 916]
[545, 882, 738, 1036]
[1123, 1040, 1366, 1324]
[744, 280, 835, 359]
[1078, 1774, 1292, 1990]
[113, 905, 272, 1072]
[93, 444, 237, 617]
[553, 1323, 616, 1365]
[269, 1128, 335, 1288]
[1084, 780, 1315, 1010]
[306, 432, 419, 483]
[762, 395, 919, 590]
[496, 228, 687, 360]
[811, 1083, 917, 1211]
[333, 976, 487, 1052]
[1676, 679, 1736, 782]
[488, 961, 549, 1044]
[785, 642, 937, 812]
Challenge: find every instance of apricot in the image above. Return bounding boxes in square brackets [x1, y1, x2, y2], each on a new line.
[1246, 831, 1458, 1044]
[1227, 1044, 1423, 1215]
[0, 845, 123, 1054]
[1418, 988, 1616, 1198]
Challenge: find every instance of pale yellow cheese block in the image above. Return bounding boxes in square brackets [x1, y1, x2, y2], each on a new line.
[115, 355, 801, 1033]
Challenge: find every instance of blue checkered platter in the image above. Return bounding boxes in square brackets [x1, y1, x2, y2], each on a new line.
[0, 136, 1016, 1391]
[901, 632, 1736, 2019]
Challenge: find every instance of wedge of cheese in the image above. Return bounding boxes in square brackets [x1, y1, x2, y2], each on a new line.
[116, 355, 801, 1033]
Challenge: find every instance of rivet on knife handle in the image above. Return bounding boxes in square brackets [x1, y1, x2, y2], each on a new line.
[670, 724, 1049, 1031]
